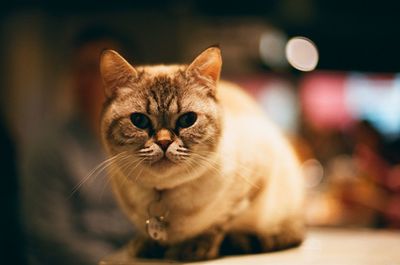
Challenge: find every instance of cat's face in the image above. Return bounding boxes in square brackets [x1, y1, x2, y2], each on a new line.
[100, 47, 222, 188]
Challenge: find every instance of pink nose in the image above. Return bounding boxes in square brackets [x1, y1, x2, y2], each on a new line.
[156, 129, 173, 151]
[157, 139, 172, 151]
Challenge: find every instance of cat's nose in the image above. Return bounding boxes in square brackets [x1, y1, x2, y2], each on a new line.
[157, 139, 173, 151]
[155, 129, 173, 151]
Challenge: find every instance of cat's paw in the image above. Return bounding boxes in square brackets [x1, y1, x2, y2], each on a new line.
[259, 221, 305, 252]
[219, 232, 264, 256]
[164, 233, 224, 261]
[220, 221, 305, 255]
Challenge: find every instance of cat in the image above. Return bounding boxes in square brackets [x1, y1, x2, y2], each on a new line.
[99, 46, 305, 261]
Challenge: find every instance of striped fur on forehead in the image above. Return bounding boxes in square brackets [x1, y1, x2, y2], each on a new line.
[103, 64, 218, 114]
[102, 65, 184, 116]
[102, 64, 221, 131]
[133, 66, 217, 118]
[143, 71, 185, 115]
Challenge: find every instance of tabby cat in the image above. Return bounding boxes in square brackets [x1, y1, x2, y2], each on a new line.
[99, 46, 305, 261]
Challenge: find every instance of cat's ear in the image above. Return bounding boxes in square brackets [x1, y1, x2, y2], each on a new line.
[100, 50, 138, 97]
[186, 46, 222, 85]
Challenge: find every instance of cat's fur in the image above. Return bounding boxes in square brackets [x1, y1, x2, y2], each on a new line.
[99, 47, 305, 261]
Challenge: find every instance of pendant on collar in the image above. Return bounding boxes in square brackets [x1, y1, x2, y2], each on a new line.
[146, 215, 168, 241]
[146, 189, 168, 241]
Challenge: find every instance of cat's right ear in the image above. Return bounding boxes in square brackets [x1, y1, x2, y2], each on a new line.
[186, 46, 222, 87]
[100, 50, 138, 97]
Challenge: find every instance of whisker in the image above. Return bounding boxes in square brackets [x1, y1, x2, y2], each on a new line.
[175, 153, 190, 158]
[126, 157, 147, 181]
[111, 156, 146, 190]
[189, 152, 260, 189]
[68, 151, 128, 198]
[99, 154, 138, 199]
[137, 154, 153, 158]
[133, 159, 147, 182]
[182, 159, 196, 176]
[176, 148, 190, 153]
[138, 149, 152, 154]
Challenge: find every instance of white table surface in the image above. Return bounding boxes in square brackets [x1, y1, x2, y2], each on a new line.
[100, 228, 400, 265]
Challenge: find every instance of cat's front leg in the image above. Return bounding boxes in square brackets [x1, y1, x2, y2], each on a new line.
[258, 220, 305, 252]
[164, 231, 225, 261]
[220, 220, 305, 256]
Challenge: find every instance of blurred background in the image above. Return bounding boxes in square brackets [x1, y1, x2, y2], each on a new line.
[1, 0, 400, 264]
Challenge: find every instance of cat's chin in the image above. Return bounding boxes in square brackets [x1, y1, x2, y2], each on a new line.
[150, 157, 176, 170]
[137, 158, 200, 189]
[142, 157, 185, 178]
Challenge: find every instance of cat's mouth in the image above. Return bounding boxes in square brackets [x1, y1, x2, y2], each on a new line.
[137, 142, 190, 170]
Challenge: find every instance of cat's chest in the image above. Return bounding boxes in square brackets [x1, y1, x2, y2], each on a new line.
[116, 174, 230, 241]
[152, 191, 230, 242]
[128, 181, 222, 220]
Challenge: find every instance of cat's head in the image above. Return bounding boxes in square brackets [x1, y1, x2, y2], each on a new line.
[100, 47, 223, 188]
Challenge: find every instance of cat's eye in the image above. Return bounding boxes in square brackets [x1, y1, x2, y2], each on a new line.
[176, 112, 197, 128]
[130, 113, 151, 129]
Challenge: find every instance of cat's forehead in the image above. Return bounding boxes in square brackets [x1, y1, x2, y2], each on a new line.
[137, 65, 187, 97]
[118, 64, 191, 116]
[138, 64, 186, 76]
[137, 65, 185, 111]
[107, 64, 207, 118]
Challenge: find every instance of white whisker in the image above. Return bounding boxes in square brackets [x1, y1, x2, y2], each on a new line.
[69, 151, 128, 199]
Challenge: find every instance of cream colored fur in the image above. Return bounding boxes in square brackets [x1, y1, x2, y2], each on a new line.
[102, 79, 304, 244]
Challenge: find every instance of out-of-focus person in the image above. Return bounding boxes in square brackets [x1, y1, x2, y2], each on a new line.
[20, 27, 134, 265]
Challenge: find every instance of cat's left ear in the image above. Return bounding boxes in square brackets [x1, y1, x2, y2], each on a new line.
[100, 50, 138, 97]
[186, 46, 222, 86]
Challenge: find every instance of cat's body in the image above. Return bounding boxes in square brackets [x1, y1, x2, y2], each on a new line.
[99, 48, 305, 261]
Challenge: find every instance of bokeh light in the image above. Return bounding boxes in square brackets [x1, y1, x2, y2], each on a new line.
[286, 36, 319, 72]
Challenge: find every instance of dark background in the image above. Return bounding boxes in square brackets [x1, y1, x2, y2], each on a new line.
[2, 0, 399, 71]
